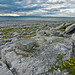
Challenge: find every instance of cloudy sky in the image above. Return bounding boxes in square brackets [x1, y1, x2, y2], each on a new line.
[0, 0, 75, 17]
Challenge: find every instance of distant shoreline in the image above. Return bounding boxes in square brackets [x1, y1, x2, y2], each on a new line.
[0, 20, 75, 22]
[0, 16, 75, 21]
[0, 16, 75, 18]
[0, 20, 75, 27]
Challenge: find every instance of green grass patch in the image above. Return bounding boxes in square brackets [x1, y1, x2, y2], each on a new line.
[26, 49, 35, 53]
[0, 27, 23, 36]
[45, 33, 50, 36]
[35, 42, 39, 47]
[2, 36, 7, 39]
[59, 34, 64, 37]
[60, 23, 74, 30]
[17, 53, 29, 57]
[4, 32, 11, 36]
[24, 26, 41, 31]
[8, 49, 15, 52]
[24, 27, 34, 31]
[34, 26, 41, 28]
[0, 28, 15, 33]
[52, 40, 61, 43]
[21, 34, 36, 39]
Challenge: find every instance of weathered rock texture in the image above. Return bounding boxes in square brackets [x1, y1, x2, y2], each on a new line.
[65, 24, 75, 33]
[0, 61, 13, 75]
[1, 38, 72, 75]
[15, 38, 35, 51]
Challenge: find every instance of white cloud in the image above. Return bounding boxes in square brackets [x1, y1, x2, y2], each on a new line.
[48, 0, 66, 2]
[0, 14, 20, 16]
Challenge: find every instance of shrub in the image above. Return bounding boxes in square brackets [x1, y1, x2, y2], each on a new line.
[50, 54, 75, 75]
[61, 57, 75, 75]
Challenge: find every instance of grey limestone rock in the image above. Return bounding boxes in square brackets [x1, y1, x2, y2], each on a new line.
[15, 38, 36, 51]
[0, 61, 13, 75]
[0, 38, 5, 46]
[71, 33, 75, 41]
[22, 32, 29, 35]
[13, 32, 20, 37]
[52, 31, 64, 36]
[55, 23, 65, 29]
[65, 23, 75, 33]
[1, 38, 72, 75]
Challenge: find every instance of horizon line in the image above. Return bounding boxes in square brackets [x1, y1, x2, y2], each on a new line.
[0, 16, 75, 18]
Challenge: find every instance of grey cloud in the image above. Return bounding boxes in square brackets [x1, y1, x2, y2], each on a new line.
[0, 0, 75, 16]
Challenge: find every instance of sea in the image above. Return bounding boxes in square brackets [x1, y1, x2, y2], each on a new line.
[0, 16, 75, 21]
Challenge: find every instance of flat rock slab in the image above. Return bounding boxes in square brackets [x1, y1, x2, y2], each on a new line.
[15, 38, 35, 50]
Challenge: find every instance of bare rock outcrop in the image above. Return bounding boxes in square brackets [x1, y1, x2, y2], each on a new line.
[65, 24, 75, 33]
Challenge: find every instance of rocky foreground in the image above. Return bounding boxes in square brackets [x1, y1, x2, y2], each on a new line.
[0, 21, 75, 75]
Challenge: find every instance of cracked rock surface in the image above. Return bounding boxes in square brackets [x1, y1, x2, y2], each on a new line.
[0, 61, 13, 75]
[0, 21, 74, 75]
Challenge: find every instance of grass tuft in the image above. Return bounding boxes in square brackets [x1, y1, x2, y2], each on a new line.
[35, 42, 39, 47]
[17, 53, 29, 57]
[2, 37, 7, 39]
[21, 34, 36, 39]
[60, 23, 74, 30]
[52, 40, 61, 43]
[8, 49, 15, 52]
[45, 33, 50, 36]
[26, 49, 35, 53]
[59, 34, 64, 37]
